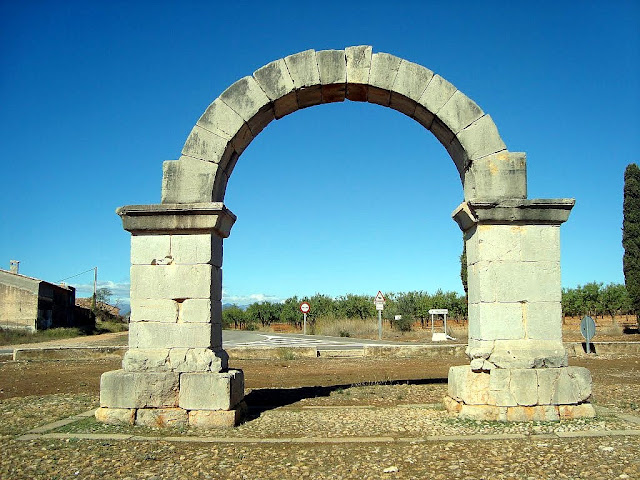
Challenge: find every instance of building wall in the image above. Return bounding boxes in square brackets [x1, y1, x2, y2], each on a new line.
[0, 270, 77, 331]
[0, 271, 39, 331]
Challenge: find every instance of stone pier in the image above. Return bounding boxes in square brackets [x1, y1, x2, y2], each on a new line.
[96, 203, 246, 428]
[444, 200, 595, 421]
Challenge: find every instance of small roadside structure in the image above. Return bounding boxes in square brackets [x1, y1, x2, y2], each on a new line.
[429, 308, 453, 341]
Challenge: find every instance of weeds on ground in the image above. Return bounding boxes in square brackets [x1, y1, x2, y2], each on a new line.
[0, 321, 128, 346]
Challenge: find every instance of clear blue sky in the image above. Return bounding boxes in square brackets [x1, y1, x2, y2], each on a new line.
[1, 1, 638, 308]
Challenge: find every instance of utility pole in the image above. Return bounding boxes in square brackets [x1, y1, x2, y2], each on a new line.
[92, 266, 98, 310]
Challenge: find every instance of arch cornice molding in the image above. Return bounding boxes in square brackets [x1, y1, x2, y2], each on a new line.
[161, 46, 527, 205]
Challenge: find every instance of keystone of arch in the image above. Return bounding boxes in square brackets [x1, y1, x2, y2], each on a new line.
[162, 46, 521, 204]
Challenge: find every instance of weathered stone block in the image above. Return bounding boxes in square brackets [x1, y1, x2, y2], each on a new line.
[188, 403, 246, 428]
[438, 90, 484, 135]
[161, 158, 217, 204]
[418, 74, 457, 114]
[219, 76, 274, 136]
[170, 234, 222, 266]
[129, 322, 215, 349]
[447, 365, 490, 405]
[525, 301, 563, 341]
[180, 299, 211, 323]
[100, 369, 179, 408]
[506, 405, 559, 422]
[553, 367, 592, 404]
[135, 408, 188, 428]
[389, 60, 433, 116]
[456, 115, 506, 162]
[196, 98, 246, 141]
[488, 368, 517, 407]
[182, 125, 234, 165]
[345, 45, 371, 101]
[131, 235, 171, 265]
[130, 264, 213, 300]
[467, 302, 525, 340]
[123, 348, 169, 371]
[285, 49, 320, 88]
[179, 370, 244, 410]
[95, 407, 135, 425]
[429, 116, 455, 148]
[317, 49, 346, 103]
[368, 52, 401, 106]
[123, 347, 227, 372]
[558, 403, 595, 419]
[520, 224, 560, 262]
[168, 348, 228, 373]
[129, 299, 176, 323]
[464, 151, 527, 201]
[253, 59, 295, 101]
[489, 340, 568, 369]
[473, 224, 523, 263]
[509, 369, 538, 406]
[536, 368, 561, 404]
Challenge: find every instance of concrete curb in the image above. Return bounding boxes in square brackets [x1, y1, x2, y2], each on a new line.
[7, 341, 640, 361]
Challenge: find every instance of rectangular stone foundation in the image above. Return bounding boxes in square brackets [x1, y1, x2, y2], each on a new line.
[95, 402, 247, 428]
[445, 364, 595, 421]
[98, 368, 245, 428]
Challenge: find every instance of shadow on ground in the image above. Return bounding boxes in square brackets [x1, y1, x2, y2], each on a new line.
[242, 377, 447, 421]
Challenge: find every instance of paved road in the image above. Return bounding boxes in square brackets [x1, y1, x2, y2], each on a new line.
[221, 330, 423, 349]
[1, 330, 434, 354]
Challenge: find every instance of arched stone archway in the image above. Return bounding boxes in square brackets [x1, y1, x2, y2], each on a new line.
[97, 46, 594, 428]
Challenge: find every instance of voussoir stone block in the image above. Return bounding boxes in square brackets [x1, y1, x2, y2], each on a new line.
[254, 58, 297, 119]
[161, 158, 217, 204]
[316, 49, 346, 103]
[129, 322, 215, 349]
[285, 49, 321, 108]
[130, 264, 213, 300]
[100, 369, 179, 408]
[197, 98, 246, 140]
[389, 60, 433, 116]
[182, 125, 234, 166]
[368, 52, 402, 106]
[418, 74, 457, 115]
[456, 114, 506, 162]
[179, 370, 244, 410]
[345, 45, 372, 101]
[219, 76, 274, 136]
[438, 90, 484, 135]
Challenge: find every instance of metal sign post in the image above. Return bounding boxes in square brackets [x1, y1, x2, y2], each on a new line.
[300, 302, 310, 335]
[580, 315, 596, 354]
[374, 291, 386, 340]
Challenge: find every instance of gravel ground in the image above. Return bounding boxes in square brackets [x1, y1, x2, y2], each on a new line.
[2, 436, 638, 479]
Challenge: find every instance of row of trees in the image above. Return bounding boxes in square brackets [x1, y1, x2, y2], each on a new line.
[561, 282, 634, 321]
[222, 290, 468, 332]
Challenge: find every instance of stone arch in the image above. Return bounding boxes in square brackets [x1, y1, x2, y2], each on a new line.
[98, 46, 594, 429]
[161, 46, 526, 205]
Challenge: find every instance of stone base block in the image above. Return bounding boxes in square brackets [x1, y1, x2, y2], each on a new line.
[448, 364, 592, 407]
[179, 369, 244, 410]
[189, 402, 247, 428]
[135, 408, 188, 428]
[444, 397, 595, 422]
[100, 370, 179, 408]
[95, 407, 135, 425]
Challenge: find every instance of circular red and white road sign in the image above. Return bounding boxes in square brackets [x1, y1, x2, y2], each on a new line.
[300, 302, 310, 314]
